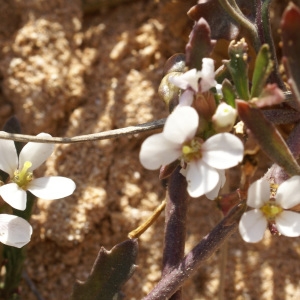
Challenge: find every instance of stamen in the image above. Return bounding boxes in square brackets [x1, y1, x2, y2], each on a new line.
[181, 139, 202, 162]
[13, 161, 33, 188]
[260, 201, 283, 220]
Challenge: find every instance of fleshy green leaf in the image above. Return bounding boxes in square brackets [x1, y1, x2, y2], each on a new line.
[221, 79, 236, 107]
[71, 239, 138, 300]
[185, 18, 215, 70]
[281, 3, 300, 103]
[237, 100, 300, 176]
[224, 39, 250, 100]
[250, 44, 274, 98]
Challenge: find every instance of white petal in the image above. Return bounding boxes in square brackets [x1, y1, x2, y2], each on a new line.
[186, 160, 219, 198]
[276, 211, 300, 237]
[239, 209, 267, 243]
[205, 169, 226, 200]
[202, 133, 244, 169]
[276, 176, 300, 209]
[0, 214, 32, 248]
[246, 179, 270, 208]
[139, 133, 181, 170]
[0, 134, 18, 176]
[178, 90, 194, 106]
[199, 58, 217, 92]
[169, 68, 201, 92]
[0, 183, 27, 210]
[27, 176, 76, 200]
[168, 73, 189, 90]
[19, 133, 54, 171]
[164, 106, 198, 144]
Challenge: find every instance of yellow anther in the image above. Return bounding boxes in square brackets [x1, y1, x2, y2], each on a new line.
[13, 161, 33, 189]
[181, 139, 202, 162]
[260, 201, 283, 221]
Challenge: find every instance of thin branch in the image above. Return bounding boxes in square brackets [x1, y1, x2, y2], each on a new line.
[22, 270, 44, 300]
[162, 167, 188, 300]
[218, 0, 260, 52]
[0, 118, 166, 144]
[143, 201, 246, 300]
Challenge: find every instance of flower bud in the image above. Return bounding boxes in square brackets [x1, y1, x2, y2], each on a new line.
[212, 102, 237, 132]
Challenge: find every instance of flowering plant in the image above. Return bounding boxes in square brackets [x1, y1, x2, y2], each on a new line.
[239, 176, 300, 243]
[1, 1, 300, 299]
[140, 106, 244, 199]
[0, 132, 75, 211]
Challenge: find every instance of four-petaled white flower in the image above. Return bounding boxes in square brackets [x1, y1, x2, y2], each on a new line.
[239, 176, 300, 243]
[139, 106, 244, 199]
[168, 58, 217, 107]
[0, 214, 32, 248]
[0, 132, 76, 211]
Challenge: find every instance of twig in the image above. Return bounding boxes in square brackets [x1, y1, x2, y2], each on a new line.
[162, 167, 188, 300]
[143, 201, 246, 300]
[22, 270, 44, 300]
[128, 200, 166, 239]
[0, 118, 165, 144]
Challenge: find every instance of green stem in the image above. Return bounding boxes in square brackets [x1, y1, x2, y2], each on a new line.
[260, 0, 285, 89]
[1, 193, 35, 299]
[218, 0, 260, 52]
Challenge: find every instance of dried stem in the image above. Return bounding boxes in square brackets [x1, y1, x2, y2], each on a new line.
[0, 118, 165, 144]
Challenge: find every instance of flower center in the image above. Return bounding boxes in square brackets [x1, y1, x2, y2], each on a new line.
[260, 201, 283, 221]
[13, 161, 33, 189]
[181, 138, 202, 162]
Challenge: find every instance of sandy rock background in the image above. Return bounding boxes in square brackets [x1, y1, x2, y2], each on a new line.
[0, 0, 300, 299]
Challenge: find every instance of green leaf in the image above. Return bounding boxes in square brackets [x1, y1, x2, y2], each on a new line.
[221, 79, 236, 107]
[224, 39, 250, 100]
[237, 100, 300, 176]
[281, 2, 300, 103]
[250, 44, 273, 98]
[185, 18, 215, 70]
[70, 239, 138, 300]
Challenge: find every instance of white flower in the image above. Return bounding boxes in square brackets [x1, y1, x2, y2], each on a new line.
[139, 106, 244, 199]
[169, 58, 217, 94]
[0, 133, 76, 211]
[239, 177, 300, 243]
[0, 214, 32, 248]
[212, 102, 237, 132]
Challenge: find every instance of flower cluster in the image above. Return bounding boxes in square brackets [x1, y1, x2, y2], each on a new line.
[139, 106, 244, 199]
[239, 177, 300, 243]
[169, 58, 217, 106]
[0, 133, 76, 247]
